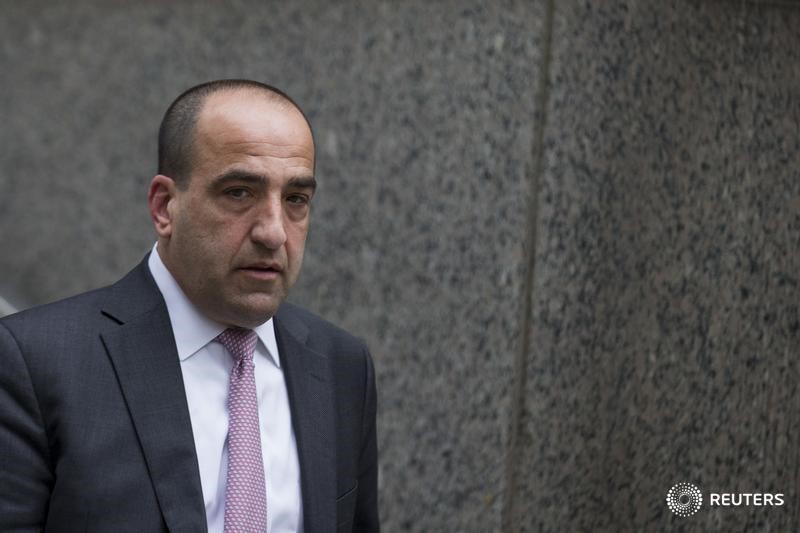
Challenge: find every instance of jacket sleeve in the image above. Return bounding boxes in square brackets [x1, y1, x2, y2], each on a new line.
[353, 345, 379, 532]
[0, 321, 53, 531]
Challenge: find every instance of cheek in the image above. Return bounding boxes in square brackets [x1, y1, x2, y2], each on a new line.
[176, 211, 244, 261]
[286, 224, 309, 253]
[185, 201, 245, 239]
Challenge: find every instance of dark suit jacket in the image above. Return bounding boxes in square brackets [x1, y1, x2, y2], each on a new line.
[0, 258, 379, 532]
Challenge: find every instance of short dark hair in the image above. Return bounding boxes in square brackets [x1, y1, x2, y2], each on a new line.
[157, 79, 312, 187]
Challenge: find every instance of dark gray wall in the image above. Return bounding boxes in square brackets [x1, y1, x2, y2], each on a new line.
[2, 1, 799, 531]
[515, 2, 800, 532]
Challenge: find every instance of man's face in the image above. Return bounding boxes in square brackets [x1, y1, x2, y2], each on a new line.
[156, 90, 316, 328]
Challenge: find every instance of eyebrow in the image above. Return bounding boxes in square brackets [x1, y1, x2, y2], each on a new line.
[212, 170, 317, 191]
[288, 176, 317, 191]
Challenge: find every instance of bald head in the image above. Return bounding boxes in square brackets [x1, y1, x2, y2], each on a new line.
[158, 79, 313, 187]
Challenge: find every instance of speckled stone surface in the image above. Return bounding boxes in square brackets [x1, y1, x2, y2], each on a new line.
[288, 3, 545, 530]
[0, 2, 543, 531]
[513, 1, 800, 531]
[285, 3, 544, 531]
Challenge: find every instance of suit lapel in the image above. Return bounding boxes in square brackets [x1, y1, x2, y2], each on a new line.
[100, 259, 207, 532]
[275, 307, 337, 532]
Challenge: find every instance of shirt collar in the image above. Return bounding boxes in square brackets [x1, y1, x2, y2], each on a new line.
[147, 244, 281, 367]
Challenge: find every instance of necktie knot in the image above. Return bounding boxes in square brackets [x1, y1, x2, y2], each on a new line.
[216, 328, 258, 364]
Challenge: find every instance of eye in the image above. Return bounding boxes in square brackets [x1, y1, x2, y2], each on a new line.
[286, 194, 310, 206]
[224, 187, 252, 200]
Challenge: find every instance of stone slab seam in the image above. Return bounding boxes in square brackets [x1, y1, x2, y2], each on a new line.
[501, 0, 556, 530]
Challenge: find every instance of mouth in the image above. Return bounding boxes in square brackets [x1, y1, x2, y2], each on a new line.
[238, 263, 283, 280]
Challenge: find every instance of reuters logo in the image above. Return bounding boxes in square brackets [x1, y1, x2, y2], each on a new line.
[666, 483, 703, 518]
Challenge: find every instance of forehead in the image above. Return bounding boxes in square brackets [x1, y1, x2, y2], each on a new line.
[193, 89, 315, 165]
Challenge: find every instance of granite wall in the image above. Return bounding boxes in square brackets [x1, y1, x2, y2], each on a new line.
[513, 1, 800, 532]
[1, 1, 799, 531]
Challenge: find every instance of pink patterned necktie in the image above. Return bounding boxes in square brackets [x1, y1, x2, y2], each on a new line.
[217, 328, 267, 533]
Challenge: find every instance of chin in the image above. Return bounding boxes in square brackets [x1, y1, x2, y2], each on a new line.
[234, 301, 282, 327]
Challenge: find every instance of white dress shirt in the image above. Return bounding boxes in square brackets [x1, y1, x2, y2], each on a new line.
[148, 245, 303, 533]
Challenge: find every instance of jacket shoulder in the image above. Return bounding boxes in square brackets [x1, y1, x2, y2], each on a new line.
[279, 301, 356, 336]
[1, 256, 160, 338]
[277, 301, 368, 356]
[0, 285, 110, 335]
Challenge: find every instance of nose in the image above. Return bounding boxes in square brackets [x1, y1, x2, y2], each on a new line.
[249, 198, 287, 250]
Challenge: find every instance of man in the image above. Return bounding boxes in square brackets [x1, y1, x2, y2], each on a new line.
[0, 80, 379, 532]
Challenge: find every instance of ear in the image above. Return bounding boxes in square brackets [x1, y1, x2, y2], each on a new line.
[148, 174, 178, 238]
